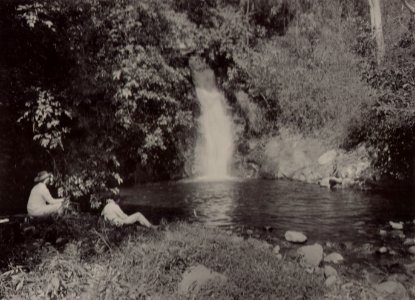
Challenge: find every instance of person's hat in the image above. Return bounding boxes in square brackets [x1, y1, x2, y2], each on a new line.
[34, 171, 51, 183]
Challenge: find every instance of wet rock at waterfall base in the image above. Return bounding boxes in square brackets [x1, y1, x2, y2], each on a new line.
[318, 150, 337, 165]
[297, 243, 323, 267]
[284, 231, 307, 243]
[319, 177, 332, 188]
[319, 177, 343, 189]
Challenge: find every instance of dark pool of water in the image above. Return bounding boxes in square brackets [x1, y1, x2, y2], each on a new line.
[121, 179, 415, 244]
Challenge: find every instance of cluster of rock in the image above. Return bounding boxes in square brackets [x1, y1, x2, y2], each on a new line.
[379, 221, 415, 256]
[177, 230, 343, 298]
[243, 132, 375, 189]
[169, 223, 415, 299]
[283, 228, 415, 299]
[283, 230, 344, 287]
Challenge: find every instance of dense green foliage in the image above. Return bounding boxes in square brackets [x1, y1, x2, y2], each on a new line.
[1, 0, 415, 209]
[0, 0, 198, 208]
[342, 2, 415, 179]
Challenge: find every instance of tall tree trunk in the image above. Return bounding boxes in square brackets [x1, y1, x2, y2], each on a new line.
[368, 0, 385, 65]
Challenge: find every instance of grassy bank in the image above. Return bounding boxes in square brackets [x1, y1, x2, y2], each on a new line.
[0, 215, 326, 299]
[0, 215, 388, 299]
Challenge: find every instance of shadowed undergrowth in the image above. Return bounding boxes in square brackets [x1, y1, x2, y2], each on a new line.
[0, 216, 326, 299]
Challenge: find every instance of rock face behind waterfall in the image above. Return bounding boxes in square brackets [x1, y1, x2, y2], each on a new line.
[245, 130, 376, 188]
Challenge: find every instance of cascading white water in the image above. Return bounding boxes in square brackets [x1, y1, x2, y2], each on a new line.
[193, 65, 234, 180]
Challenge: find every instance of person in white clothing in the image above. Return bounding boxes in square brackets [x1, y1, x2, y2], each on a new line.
[27, 171, 65, 217]
[101, 199, 154, 228]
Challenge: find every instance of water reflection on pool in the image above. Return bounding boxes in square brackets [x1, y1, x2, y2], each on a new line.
[121, 179, 415, 244]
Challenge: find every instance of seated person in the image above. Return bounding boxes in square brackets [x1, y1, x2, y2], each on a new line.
[27, 171, 65, 217]
[101, 199, 155, 228]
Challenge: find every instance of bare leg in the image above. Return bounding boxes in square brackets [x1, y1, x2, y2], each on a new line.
[121, 212, 153, 228]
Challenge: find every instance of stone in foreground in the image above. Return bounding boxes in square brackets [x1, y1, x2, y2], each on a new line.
[323, 265, 338, 278]
[377, 247, 388, 254]
[272, 245, 280, 254]
[403, 238, 415, 246]
[178, 264, 227, 296]
[373, 281, 409, 300]
[389, 221, 403, 230]
[285, 231, 307, 243]
[325, 275, 337, 287]
[324, 252, 344, 264]
[297, 243, 323, 267]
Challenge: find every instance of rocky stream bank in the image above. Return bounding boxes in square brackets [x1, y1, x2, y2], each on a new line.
[1, 214, 415, 299]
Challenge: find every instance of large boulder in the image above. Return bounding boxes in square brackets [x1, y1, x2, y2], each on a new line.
[318, 150, 337, 165]
[285, 231, 307, 243]
[373, 281, 409, 300]
[262, 133, 327, 180]
[178, 265, 227, 296]
[258, 134, 373, 186]
[297, 243, 323, 267]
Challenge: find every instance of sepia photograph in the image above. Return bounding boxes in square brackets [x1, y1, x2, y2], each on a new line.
[1, 0, 415, 299]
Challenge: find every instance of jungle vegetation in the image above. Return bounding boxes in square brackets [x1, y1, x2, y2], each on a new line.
[1, 0, 415, 209]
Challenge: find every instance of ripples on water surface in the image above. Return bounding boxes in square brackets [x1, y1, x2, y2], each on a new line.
[121, 179, 415, 244]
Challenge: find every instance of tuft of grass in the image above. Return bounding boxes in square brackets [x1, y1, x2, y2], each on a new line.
[1, 219, 326, 299]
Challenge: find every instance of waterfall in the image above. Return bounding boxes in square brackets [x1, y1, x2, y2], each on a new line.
[192, 61, 234, 180]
